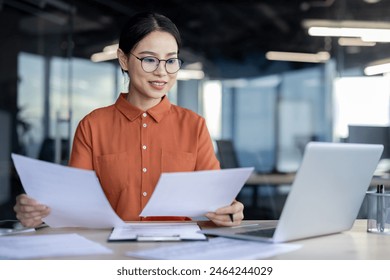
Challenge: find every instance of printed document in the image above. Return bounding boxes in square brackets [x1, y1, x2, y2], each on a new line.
[11, 154, 125, 228]
[0, 233, 112, 259]
[140, 167, 254, 217]
[126, 237, 301, 260]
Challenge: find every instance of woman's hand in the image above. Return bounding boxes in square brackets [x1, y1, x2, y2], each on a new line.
[205, 200, 244, 226]
[14, 194, 51, 228]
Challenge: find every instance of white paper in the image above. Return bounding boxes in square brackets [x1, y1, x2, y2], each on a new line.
[140, 167, 254, 217]
[11, 153, 125, 228]
[126, 237, 301, 260]
[109, 222, 207, 241]
[0, 233, 112, 259]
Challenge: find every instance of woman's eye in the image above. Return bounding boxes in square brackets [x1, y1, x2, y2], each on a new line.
[143, 57, 158, 64]
[167, 58, 177, 65]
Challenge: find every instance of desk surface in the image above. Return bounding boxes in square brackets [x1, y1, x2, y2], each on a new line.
[21, 219, 390, 260]
[246, 172, 296, 185]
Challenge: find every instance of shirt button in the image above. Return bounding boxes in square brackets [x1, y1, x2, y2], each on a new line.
[142, 113, 147, 117]
[143, 123, 147, 128]
[142, 145, 147, 150]
[143, 192, 148, 197]
[142, 168, 147, 173]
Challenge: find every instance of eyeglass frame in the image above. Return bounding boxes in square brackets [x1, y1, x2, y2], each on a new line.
[130, 53, 184, 74]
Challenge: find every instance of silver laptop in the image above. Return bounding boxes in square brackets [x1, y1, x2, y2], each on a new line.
[201, 142, 383, 243]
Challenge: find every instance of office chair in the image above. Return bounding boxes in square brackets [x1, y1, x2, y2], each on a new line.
[215, 140, 240, 169]
[38, 137, 70, 164]
[215, 139, 277, 219]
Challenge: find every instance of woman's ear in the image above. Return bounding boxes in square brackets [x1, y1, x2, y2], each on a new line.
[117, 48, 129, 71]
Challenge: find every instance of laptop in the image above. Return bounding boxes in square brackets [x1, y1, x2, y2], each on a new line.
[201, 142, 383, 243]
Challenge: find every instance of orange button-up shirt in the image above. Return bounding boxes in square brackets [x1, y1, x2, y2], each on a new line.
[69, 93, 220, 221]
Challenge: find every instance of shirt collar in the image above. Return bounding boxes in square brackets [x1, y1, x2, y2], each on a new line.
[147, 95, 171, 123]
[115, 93, 171, 123]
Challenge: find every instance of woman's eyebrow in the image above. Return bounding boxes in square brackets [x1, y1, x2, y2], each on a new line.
[137, 50, 178, 56]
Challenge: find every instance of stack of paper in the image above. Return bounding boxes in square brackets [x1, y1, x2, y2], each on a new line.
[0, 233, 112, 259]
[126, 237, 301, 260]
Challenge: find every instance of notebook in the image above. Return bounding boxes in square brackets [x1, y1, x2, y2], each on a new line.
[201, 142, 383, 243]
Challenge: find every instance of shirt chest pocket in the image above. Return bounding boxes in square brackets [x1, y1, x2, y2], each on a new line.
[95, 151, 130, 195]
[161, 151, 196, 172]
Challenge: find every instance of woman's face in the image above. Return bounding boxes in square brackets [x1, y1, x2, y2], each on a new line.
[124, 31, 179, 104]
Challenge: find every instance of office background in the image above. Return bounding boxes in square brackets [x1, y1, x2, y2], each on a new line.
[1, 0, 390, 220]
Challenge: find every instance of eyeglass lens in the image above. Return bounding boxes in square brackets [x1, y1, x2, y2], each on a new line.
[141, 57, 182, 73]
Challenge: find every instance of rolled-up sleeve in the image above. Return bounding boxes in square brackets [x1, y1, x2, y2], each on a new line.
[69, 117, 93, 170]
[195, 118, 220, 171]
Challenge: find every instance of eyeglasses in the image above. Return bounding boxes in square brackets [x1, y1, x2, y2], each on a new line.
[130, 53, 183, 74]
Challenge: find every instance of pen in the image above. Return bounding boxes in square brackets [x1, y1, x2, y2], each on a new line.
[376, 184, 385, 232]
[229, 214, 234, 223]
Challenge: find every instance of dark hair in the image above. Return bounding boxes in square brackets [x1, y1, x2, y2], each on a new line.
[119, 12, 182, 54]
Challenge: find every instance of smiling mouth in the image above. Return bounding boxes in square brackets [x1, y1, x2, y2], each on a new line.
[150, 81, 166, 86]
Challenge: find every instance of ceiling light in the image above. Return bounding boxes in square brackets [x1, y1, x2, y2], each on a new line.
[90, 51, 117, 62]
[265, 51, 330, 63]
[338, 37, 376, 46]
[304, 20, 390, 42]
[303, 19, 390, 30]
[177, 69, 205, 80]
[364, 59, 390, 75]
[183, 62, 203, 70]
[363, 0, 382, 3]
[103, 43, 119, 52]
[361, 35, 390, 42]
[309, 27, 361, 37]
[91, 43, 118, 62]
[308, 26, 390, 40]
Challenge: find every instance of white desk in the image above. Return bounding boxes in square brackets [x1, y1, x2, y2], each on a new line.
[17, 219, 390, 260]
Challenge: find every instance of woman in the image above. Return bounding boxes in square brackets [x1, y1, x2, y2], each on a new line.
[14, 12, 244, 228]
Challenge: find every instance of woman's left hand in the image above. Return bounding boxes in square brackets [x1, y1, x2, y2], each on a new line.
[205, 200, 244, 226]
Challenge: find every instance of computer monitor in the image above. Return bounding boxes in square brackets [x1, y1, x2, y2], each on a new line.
[348, 125, 389, 159]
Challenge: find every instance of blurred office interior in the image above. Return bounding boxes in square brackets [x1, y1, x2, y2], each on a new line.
[1, 0, 390, 220]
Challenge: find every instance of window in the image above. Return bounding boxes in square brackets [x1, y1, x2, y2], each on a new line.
[333, 76, 390, 140]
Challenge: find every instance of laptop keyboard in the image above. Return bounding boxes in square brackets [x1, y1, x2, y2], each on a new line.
[238, 228, 276, 238]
